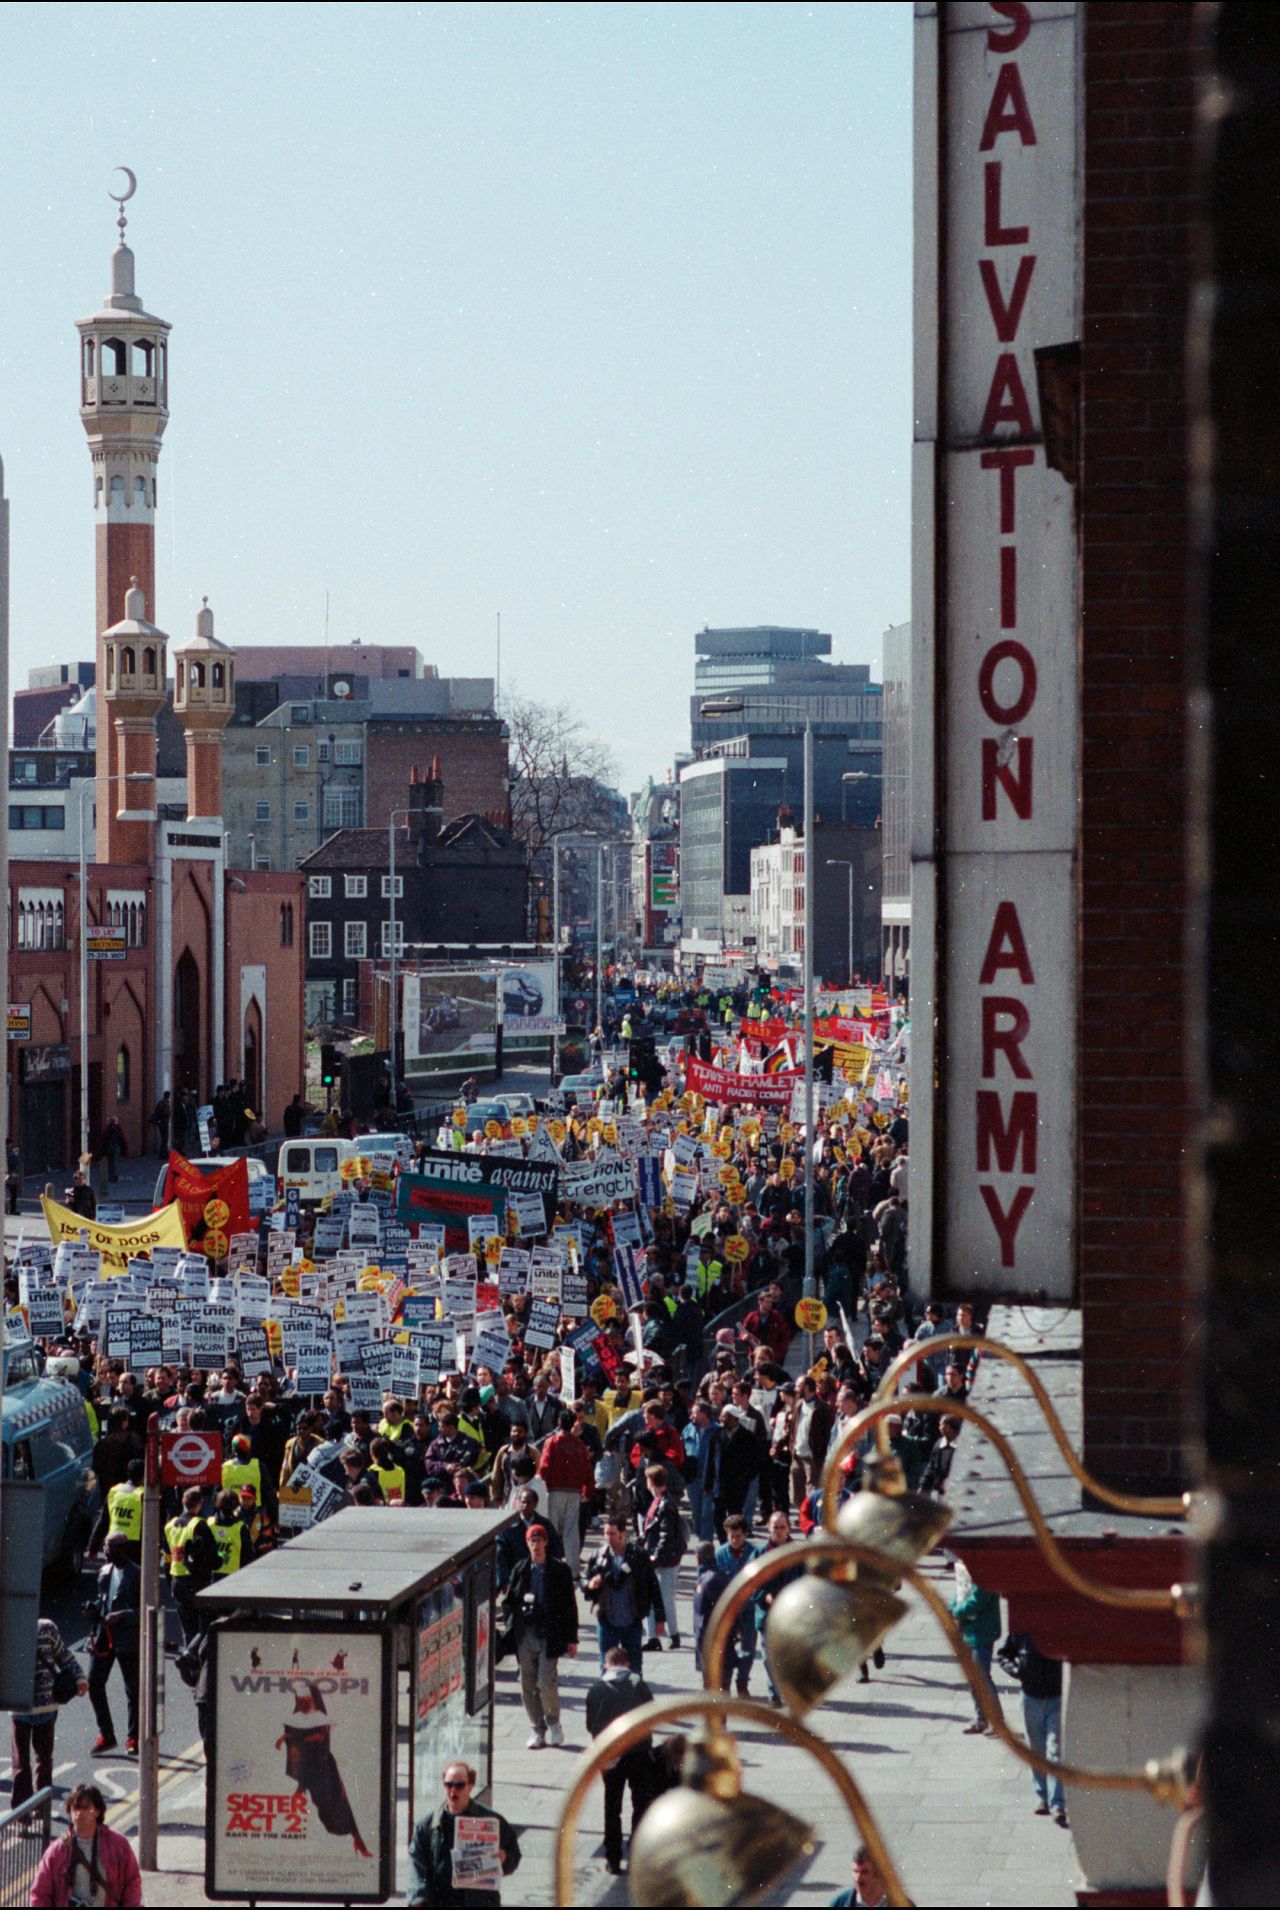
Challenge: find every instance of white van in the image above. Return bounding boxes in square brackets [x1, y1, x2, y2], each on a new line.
[276, 1137, 360, 1206]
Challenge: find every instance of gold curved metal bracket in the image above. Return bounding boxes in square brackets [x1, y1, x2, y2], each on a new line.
[552, 1688, 910, 1907]
[700, 1538, 1188, 1804]
[871, 1333, 1185, 1518]
[822, 1396, 1182, 1612]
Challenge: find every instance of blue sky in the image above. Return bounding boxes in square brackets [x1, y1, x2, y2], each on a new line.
[0, 1, 912, 793]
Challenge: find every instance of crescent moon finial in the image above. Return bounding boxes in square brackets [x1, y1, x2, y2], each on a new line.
[108, 166, 137, 244]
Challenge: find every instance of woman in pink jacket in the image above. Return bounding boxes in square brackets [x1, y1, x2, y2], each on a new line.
[30, 1784, 143, 1907]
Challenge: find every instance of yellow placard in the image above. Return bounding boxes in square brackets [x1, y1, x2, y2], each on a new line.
[340, 1157, 362, 1183]
[711, 1141, 731, 1160]
[512, 1117, 528, 1137]
[794, 1297, 829, 1333]
[203, 1228, 229, 1262]
[723, 1234, 750, 1263]
[485, 1236, 504, 1265]
[485, 1120, 502, 1140]
[203, 1197, 230, 1230]
[780, 1122, 795, 1143]
[452, 1108, 466, 1128]
[264, 1320, 283, 1357]
[590, 1293, 618, 1326]
[280, 1268, 301, 1297]
[547, 1119, 567, 1145]
[40, 1195, 187, 1274]
[778, 1158, 795, 1181]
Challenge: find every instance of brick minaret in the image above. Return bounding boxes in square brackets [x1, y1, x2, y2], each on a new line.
[98, 579, 166, 863]
[75, 184, 170, 837]
[173, 598, 235, 819]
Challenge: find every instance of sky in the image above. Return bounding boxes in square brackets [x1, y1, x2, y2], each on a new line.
[0, 1, 912, 796]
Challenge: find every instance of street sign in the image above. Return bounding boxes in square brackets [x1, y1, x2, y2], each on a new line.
[160, 1430, 223, 1489]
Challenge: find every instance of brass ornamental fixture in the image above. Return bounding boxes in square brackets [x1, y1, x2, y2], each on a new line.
[867, 1332, 1186, 1518]
[553, 1692, 911, 1908]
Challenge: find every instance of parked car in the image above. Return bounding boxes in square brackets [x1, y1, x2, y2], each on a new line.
[463, 1100, 512, 1134]
[557, 1073, 602, 1108]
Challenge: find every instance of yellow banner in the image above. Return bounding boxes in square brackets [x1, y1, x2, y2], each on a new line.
[41, 1195, 188, 1273]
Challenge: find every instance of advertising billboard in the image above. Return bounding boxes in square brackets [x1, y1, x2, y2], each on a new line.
[403, 969, 498, 1078]
[206, 1624, 393, 1903]
[498, 961, 563, 1038]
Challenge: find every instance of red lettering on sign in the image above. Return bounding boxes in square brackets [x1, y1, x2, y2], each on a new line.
[981, 736, 1033, 820]
[979, 1184, 1034, 1266]
[978, 901, 1035, 984]
[999, 545, 1017, 627]
[987, 1, 1031, 52]
[978, 640, 1037, 724]
[979, 254, 1036, 341]
[981, 996, 1033, 1079]
[980, 447, 1035, 534]
[980, 353, 1036, 438]
[976, 1089, 1039, 1173]
[983, 164, 1029, 248]
[979, 62, 1038, 151]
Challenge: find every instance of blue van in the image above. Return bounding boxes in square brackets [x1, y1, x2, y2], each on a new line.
[1, 1346, 99, 1582]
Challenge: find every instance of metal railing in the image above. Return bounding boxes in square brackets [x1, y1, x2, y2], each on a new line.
[0, 1787, 53, 1908]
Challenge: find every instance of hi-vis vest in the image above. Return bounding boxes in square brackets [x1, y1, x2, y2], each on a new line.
[371, 1462, 406, 1503]
[695, 1258, 723, 1302]
[377, 1417, 409, 1442]
[107, 1482, 143, 1542]
[221, 1457, 264, 1500]
[212, 1519, 250, 1576]
[165, 1515, 205, 1578]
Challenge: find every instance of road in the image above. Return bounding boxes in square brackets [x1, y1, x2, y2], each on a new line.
[2, 1552, 204, 1831]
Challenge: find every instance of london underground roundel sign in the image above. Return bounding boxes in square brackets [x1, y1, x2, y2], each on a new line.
[160, 1430, 223, 1488]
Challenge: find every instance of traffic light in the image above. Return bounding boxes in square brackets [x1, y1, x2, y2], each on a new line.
[320, 1043, 339, 1089]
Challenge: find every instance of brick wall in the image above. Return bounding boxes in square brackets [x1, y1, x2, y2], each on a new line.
[365, 723, 510, 830]
[1078, 1, 1199, 1490]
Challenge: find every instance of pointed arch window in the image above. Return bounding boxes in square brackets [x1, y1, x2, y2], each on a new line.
[120, 647, 135, 676]
[142, 647, 156, 677]
[117, 1045, 130, 1102]
[104, 337, 127, 376]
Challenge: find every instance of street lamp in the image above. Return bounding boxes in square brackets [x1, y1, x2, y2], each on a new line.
[826, 859, 854, 987]
[387, 808, 411, 1096]
[841, 768, 870, 824]
[700, 696, 817, 1308]
[549, 830, 602, 1079]
[77, 773, 157, 1164]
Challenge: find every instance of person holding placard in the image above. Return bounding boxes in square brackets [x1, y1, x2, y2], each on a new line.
[407, 1761, 521, 1908]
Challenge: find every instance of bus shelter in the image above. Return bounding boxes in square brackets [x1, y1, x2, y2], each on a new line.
[198, 1507, 510, 1906]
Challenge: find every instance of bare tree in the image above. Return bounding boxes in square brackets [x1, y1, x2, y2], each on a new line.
[505, 692, 621, 865]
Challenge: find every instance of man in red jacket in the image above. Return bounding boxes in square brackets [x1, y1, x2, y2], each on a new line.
[742, 1289, 791, 1363]
[628, 1398, 685, 1478]
[536, 1410, 595, 1577]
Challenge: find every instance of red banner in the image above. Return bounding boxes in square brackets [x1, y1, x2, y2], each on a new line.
[163, 1152, 250, 1256]
[685, 1057, 802, 1108]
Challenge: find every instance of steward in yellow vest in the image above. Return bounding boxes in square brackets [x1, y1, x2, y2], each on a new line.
[106, 1463, 144, 1562]
[211, 1490, 254, 1576]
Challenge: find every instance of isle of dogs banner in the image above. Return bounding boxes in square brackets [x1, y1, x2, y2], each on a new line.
[395, 1161, 509, 1255]
[41, 1194, 188, 1274]
[207, 1623, 393, 1904]
[683, 1056, 802, 1110]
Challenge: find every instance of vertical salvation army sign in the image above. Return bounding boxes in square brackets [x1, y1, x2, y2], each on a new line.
[206, 1625, 393, 1902]
[915, 1, 1079, 1299]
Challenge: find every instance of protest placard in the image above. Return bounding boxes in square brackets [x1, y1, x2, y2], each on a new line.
[128, 1313, 163, 1368]
[293, 1338, 334, 1393]
[524, 1297, 560, 1352]
[497, 1247, 530, 1298]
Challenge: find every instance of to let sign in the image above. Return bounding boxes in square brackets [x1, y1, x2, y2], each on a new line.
[914, 0, 1080, 1299]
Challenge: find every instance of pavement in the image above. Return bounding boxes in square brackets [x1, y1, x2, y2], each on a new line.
[77, 1552, 1080, 1908]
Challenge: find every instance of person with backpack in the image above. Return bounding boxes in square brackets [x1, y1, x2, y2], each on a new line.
[584, 1646, 656, 1876]
[30, 1784, 143, 1908]
[163, 1485, 217, 1644]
